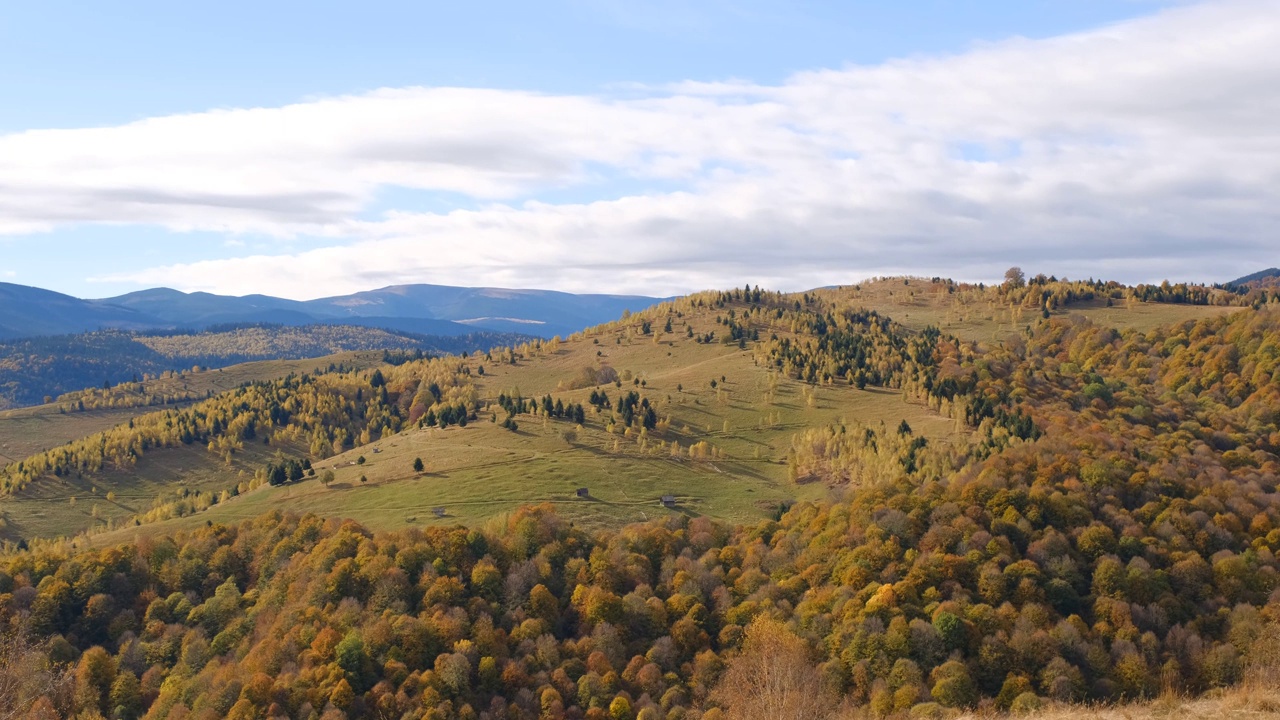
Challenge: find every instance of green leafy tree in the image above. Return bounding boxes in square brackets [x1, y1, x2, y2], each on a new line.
[109, 670, 143, 720]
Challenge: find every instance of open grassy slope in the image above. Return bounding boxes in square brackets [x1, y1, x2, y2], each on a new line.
[0, 406, 144, 466]
[0, 439, 292, 542]
[8, 279, 1252, 546]
[93, 313, 959, 542]
[821, 278, 1243, 342]
[0, 352, 384, 541]
[0, 351, 382, 461]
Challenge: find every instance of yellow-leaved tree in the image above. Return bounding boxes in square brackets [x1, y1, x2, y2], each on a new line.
[711, 616, 838, 720]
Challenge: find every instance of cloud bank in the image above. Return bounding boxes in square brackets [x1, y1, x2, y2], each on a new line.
[1, 0, 1277, 297]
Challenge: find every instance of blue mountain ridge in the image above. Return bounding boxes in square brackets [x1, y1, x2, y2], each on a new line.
[0, 282, 666, 341]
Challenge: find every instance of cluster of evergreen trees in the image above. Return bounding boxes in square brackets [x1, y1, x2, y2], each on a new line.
[537, 396, 586, 425]
[614, 392, 657, 432]
[492, 393, 587, 427]
[263, 456, 314, 487]
[420, 403, 475, 430]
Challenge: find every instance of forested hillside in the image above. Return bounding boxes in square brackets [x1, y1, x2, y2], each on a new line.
[0, 325, 528, 410]
[1, 280, 1279, 719]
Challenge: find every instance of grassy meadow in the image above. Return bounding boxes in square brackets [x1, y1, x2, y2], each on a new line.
[94, 313, 959, 542]
[0, 405, 147, 466]
[0, 351, 382, 461]
[4, 283, 1248, 546]
[819, 278, 1243, 342]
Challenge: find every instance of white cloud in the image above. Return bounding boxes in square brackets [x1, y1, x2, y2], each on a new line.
[5, 0, 1279, 296]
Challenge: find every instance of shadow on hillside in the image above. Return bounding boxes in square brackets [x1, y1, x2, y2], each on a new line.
[717, 462, 771, 482]
[569, 443, 611, 457]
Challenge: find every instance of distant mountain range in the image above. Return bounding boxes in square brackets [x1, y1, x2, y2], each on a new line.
[1228, 268, 1280, 288]
[0, 282, 666, 341]
[0, 283, 160, 339]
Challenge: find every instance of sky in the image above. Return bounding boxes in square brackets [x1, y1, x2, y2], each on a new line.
[0, 0, 1277, 300]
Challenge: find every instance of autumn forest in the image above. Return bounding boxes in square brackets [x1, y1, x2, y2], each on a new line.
[2, 275, 1279, 720]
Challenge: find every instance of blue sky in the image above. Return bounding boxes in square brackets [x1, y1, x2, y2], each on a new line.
[0, 1, 1168, 130]
[1, 0, 1276, 299]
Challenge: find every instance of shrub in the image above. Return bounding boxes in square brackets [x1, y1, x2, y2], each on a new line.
[1010, 692, 1043, 715]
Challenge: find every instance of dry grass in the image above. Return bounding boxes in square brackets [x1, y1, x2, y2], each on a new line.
[815, 684, 1280, 720]
[0, 405, 147, 464]
[24, 283, 1249, 545]
[973, 684, 1280, 719]
[2, 439, 294, 542]
[0, 352, 383, 542]
[90, 303, 961, 544]
[815, 279, 1243, 344]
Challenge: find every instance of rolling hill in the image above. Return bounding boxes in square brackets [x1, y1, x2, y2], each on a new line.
[0, 282, 955, 541]
[2, 276, 1277, 720]
[0, 276, 1255, 543]
[0, 282, 159, 340]
[0, 280, 665, 342]
[0, 324, 532, 410]
[0, 351, 392, 464]
[1228, 267, 1280, 288]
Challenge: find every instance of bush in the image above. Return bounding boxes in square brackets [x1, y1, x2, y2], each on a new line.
[1010, 692, 1043, 714]
[930, 661, 977, 708]
[908, 702, 946, 719]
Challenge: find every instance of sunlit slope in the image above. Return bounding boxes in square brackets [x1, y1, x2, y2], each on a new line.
[0, 351, 381, 461]
[12, 285, 1276, 720]
[0, 353, 387, 541]
[1, 439, 293, 542]
[19, 277, 1258, 546]
[822, 277, 1244, 343]
[96, 300, 956, 540]
[122, 353, 954, 538]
